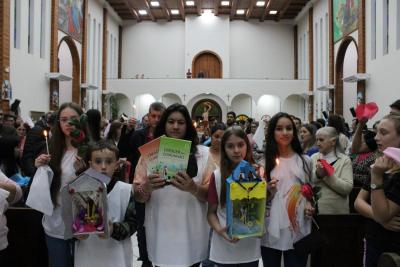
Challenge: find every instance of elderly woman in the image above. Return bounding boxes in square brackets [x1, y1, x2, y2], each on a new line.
[134, 103, 210, 267]
[311, 126, 353, 214]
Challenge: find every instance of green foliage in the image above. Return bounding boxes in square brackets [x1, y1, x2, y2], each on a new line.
[110, 95, 119, 120]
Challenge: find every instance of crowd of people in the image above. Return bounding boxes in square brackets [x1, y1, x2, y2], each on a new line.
[1, 99, 400, 267]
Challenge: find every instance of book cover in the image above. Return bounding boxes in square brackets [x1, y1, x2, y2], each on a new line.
[138, 136, 161, 174]
[156, 136, 192, 181]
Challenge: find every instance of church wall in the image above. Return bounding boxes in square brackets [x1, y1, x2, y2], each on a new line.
[121, 16, 295, 80]
[229, 20, 294, 79]
[121, 21, 186, 79]
[185, 15, 230, 78]
[10, 0, 52, 119]
[365, 0, 400, 121]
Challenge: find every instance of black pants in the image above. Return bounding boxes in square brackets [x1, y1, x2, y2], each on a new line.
[136, 200, 151, 263]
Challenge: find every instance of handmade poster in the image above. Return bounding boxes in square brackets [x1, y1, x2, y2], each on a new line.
[138, 136, 162, 174]
[61, 168, 110, 239]
[226, 160, 266, 239]
[156, 136, 191, 181]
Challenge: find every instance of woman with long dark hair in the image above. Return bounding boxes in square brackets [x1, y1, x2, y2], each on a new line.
[134, 103, 210, 267]
[34, 102, 86, 267]
[262, 112, 313, 267]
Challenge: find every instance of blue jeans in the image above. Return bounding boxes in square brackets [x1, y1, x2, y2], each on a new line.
[261, 246, 308, 267]
[45, 234, 74, 267]
[216, 260, 259, 267]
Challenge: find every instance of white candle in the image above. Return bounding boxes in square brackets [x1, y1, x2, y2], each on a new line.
[43, 130, 49, 155]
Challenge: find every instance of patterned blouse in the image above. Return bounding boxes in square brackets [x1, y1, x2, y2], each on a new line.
[351, 152, 378, 187]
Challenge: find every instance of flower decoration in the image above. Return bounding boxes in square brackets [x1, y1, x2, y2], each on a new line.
[68, 114, 89, 158]
[296, 178, 321, 208]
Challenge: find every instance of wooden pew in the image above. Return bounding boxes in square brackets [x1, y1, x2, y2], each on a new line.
[5, 207, 49, 267]
[311, 214, 365, 267]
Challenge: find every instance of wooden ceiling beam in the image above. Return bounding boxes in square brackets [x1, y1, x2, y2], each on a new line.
[120, 0, 141, 22]
[278, 0, 293, 21]
[230, 0, 238, 20]
[159, 0, 171, 21]
[178, 0, 185, 20]
[214, 0, 219, 16]
[143, 0, 156, 21]
[260, 0, 272, 22]
[245, 0, 257, 21]
[197, 0, 202, 15]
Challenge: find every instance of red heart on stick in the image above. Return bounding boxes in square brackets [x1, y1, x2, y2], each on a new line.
[317, 159, 335, 177]
[355, 102, 379, 120]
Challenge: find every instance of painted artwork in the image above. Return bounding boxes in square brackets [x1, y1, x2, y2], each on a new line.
[58, 0, 84, 42]
[333, 0, 359, 43]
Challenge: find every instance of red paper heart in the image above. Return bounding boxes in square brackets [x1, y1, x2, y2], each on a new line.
[355, 102, 379, 120]
[318, 159, 335, 177]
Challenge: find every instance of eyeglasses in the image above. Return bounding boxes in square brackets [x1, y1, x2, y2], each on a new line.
[59, 116, 79, 124]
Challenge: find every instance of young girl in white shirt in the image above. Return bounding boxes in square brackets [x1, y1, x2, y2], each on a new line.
[262, 112, 313, 267]
[207, 126, 261, 267]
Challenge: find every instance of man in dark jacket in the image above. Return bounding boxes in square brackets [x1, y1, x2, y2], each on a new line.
[128, 102, 165, 267]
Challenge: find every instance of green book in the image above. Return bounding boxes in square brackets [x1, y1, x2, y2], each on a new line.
[156, 136, 192, 181]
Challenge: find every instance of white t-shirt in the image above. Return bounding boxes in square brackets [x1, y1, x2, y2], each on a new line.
[75, 181, 133, 267]
[42, 149, 77, 239]
[261, 154, 312, 251]
[144, 145, 210, 267]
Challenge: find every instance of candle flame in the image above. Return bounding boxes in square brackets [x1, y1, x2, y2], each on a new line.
[43, 130, 48, 137]
[275, 158, 280, 166]
[194, 122, 198, 128]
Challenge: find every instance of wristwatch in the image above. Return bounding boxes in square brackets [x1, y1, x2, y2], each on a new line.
[370, 183, 384, 190]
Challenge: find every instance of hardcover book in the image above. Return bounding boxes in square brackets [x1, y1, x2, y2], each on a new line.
[156, 136, 192, 181]
[138, 136, 161, 174]
[226, 160, 266, 239]
[61, 168, 110, 239]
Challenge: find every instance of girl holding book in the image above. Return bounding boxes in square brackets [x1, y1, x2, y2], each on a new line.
[34, 102, 86, 267]
[262, 112, 313, 267]
[207, 126, 261, 267]
[134, 103, 210, 267]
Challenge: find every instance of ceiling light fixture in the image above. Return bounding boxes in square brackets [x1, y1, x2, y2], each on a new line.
[171, 9, 179, 15]
[150, 1, 159, 7]
[138, 10, 148, 15]
[186, 0, 195, 6]
[256, 1, 265, 7]
[236, 9, 245, 15]
[221, 1, 230, 6]
[269, 10, 278, 15]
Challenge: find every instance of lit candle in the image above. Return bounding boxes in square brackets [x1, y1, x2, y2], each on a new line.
[275, 158, 280, 166]
[43, 130, 49, 155]
[194, 121, 198, 128]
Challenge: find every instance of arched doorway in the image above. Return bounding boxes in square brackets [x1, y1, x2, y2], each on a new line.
[191, 99, 222, 129]
[192, 51, 222, 78]
[335, 36, 359, 116]
[57, 36, 80, 105]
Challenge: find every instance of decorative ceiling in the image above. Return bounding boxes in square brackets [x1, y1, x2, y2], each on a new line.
[105, 0, 310, 22]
